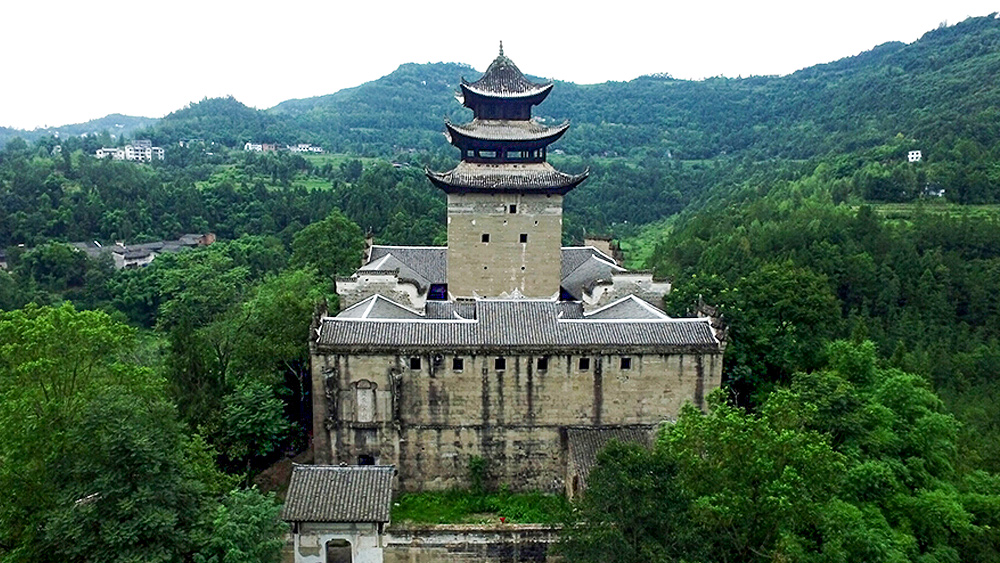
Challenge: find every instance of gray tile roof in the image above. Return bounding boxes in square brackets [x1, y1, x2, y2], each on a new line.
[340, 295, 425, 320]
[461, 55, 552, 98]
[317, 298, 721, 353]
[427, 162, 588, 194]
[281, 465, 394, 523]
[567, 426, 654, 483]
[353, 246, 617, 295]
[561, 253, 625, 299]
[561, 246, 618, 279]
[366, 246, 447, 288]
[447, 119, 569, 142]
[585, 296, 668, 320]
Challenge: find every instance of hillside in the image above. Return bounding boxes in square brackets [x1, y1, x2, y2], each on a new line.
[0, 113, 158, 146]
[258, 14, 1000, 160]
[6, 14, 1000, 164]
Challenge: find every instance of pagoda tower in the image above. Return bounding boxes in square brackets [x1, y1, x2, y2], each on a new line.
[427, 44, 588, 298]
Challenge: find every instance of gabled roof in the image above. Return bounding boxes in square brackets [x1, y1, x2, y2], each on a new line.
[445, 119, 569, 143]
[318, 298, 720, 352]
[365, 246, 446, 289]
[339, 295, 425, 320]
[461, 54, 553, 99]
[281, 465, 394, 523]
[426, 161, 588, 194]
[566, 426, 654, 482]
[561, 248, 625, 299]
[347, 246, 626, 298]
[561, 246, 619, 278]
[584, 295, 670, 320]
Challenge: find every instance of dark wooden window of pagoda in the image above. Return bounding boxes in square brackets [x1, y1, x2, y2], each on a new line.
[358, 454, 375, 465]
[537, 357, 548, 371]
[509, 204, 517, 213]
[429, 284, 448, 300]
[520, 233, 528, 243]
[579, 357, 591, 371]
[453, 357, 464, 372]
[410, 357, 421, 370]
[495, 357, 506, 371]
[482, 233, 490, 243]
[621, 357, 632, 370]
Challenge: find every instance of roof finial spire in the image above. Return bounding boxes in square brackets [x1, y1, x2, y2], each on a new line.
[499, 40, 504, 57]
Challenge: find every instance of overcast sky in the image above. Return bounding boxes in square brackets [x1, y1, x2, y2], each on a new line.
[1, 1, 997, 130]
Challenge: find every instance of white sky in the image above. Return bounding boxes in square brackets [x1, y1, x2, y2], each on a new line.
[1, 1, 997, 130]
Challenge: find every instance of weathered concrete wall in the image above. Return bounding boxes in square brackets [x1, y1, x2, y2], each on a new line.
[447, 193, 563, 298]
[288, 522, 385, 563]
[336, 273, 424, 311]
[384, 524, 559, 563]
[312, 350, 723, 490]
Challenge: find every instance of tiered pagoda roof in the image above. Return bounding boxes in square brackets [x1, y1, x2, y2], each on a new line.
[427, 161, 587, 194]
[445, 118, 569, 144]
[428, 44, 587, 194]
[458, 47, 554, 107]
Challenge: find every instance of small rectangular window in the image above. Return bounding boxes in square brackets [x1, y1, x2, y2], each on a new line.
[479, 150, 496, 158]
[482, 233, 490, 243]
[537, 357, 548, 371]
[509, 204, 517, 213]
[579, 357, 591, 371]
[495, 357, 506, 371]
[410, 357, 421, 370]
[453, 357, 464, 371]
[520, 233, 528, 243]
[621, 357, 632, 370]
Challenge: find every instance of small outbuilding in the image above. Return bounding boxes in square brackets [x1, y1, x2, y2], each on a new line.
[564, 425, 654, 500]
[282, 464, 395, 563]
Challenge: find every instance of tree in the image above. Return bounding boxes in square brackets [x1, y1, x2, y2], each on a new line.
[289, 209, 364, 280]
[42, 389, 207, 563]
[194, 488, 287, 563]
[557, 441, 700, 563]
[564, 341, 1000, 563]
[214, 380, 291, 478]
[0, 304, 163, 562]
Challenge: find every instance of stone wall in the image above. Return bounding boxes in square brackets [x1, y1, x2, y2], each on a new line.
[447, 193, 563, 298]
[384, 524, 559, 563]
[312, 350, 723, 491]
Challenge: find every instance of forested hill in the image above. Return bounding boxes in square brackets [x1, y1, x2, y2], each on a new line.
[261, 14, 1000, 159]
[0, 114, 158, 147]
[5, 15, 999, 161]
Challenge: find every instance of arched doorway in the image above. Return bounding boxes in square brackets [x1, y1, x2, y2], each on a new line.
[326, 538, 352, 563]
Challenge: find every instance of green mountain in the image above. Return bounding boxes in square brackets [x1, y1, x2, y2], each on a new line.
[0, 113, 159, 147]
[253, 14, 1000, 160]
[139, 96, 293, 148]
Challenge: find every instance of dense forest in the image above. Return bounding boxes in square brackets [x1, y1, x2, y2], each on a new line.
[3, 13, 1000, 563]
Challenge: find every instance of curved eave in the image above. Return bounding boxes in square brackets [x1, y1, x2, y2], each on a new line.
[425, 167, 589, 195]
[444, 120, 570, 146]
[459, 82, 553, 107]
